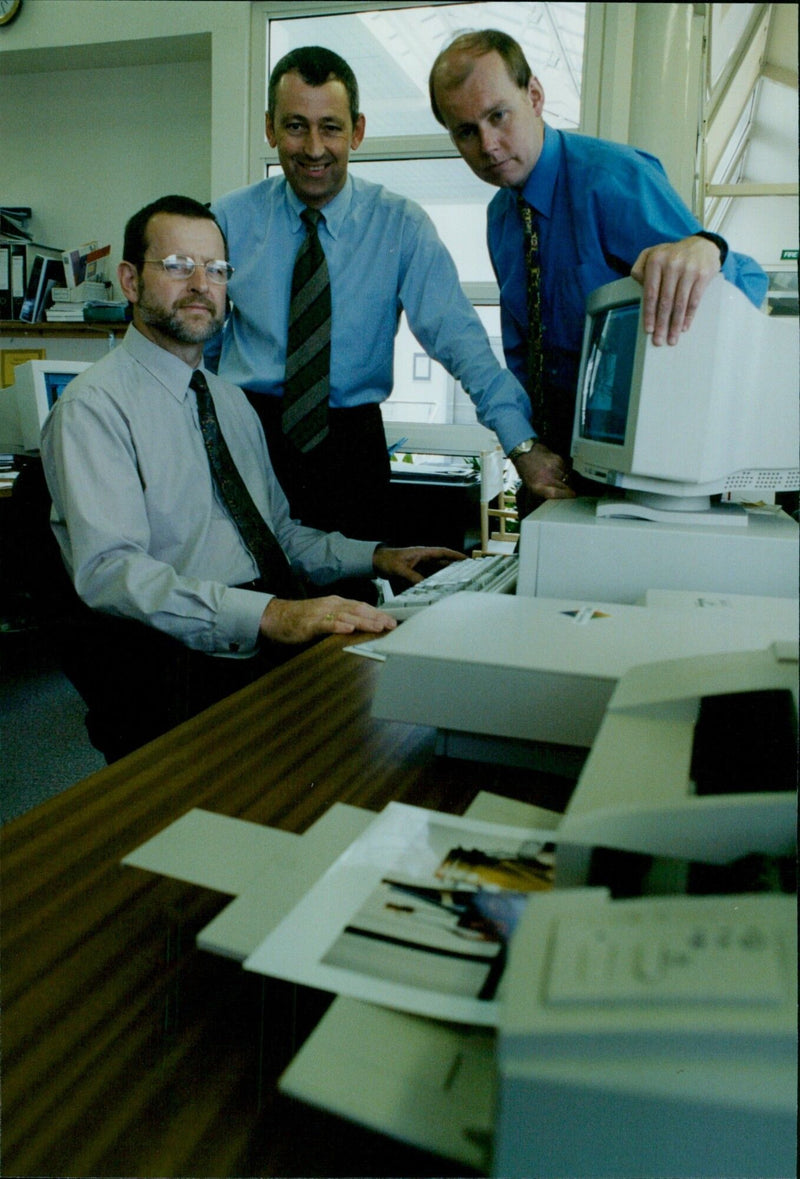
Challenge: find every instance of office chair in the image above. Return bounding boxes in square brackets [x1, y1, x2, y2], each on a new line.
[12, 462, 300, 763]
[11, 460, 196, 762]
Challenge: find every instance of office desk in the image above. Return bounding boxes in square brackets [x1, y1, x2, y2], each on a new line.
[1, 634, 572, 1178]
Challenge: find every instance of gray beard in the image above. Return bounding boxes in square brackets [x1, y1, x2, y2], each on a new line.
[137, 294, 224, 345]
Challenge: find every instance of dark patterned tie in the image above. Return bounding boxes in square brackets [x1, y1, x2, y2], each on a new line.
[190, 369, 302, 599]
[282, 207, 332, 453]
[517, 193, 549, 446]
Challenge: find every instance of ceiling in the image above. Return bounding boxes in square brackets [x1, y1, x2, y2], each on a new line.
[0, 31, 210, 74]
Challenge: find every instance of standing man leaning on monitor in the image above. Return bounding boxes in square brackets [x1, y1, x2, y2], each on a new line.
[208, 45, 544, 543]
[41, 195, 460, 762]
[429, 30, 768, 509]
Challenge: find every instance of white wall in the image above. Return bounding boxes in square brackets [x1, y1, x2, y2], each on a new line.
[723, 196, 798, 267]
[0, 0, 251, 192]
[3, 61, 211, 292]
[0, 0, 251, 290]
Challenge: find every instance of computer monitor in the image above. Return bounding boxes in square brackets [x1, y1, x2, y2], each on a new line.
[570, 275, 799, 523]
[0, 360, 90, 450]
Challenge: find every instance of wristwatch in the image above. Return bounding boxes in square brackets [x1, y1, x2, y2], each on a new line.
[695, 230, 729, 267]
[508, 438, 537, 462]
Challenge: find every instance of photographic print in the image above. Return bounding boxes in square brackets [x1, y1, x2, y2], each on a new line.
[244, 803, 555, 1025]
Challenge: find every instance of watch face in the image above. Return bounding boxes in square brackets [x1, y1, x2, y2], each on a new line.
[0, 0, 22, 25]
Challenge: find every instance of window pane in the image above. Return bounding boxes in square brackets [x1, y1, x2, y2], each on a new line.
[350, 158, 494, 282]
[267, 2, 585, 135]
[383, 305, 502, 426]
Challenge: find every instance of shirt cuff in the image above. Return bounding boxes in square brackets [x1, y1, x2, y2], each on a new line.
[217, 586, 272, 655]
[340, 537, 382, 574]
[496, 415, 539, 457]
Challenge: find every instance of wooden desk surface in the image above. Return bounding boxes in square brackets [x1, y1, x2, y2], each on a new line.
[1, 634, 572, 1178]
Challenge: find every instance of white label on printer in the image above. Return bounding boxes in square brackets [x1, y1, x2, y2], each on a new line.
[560, 607, 612, 625]
[546, 916, 785, 1006]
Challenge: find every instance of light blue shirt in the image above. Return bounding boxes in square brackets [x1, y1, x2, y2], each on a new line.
[41, 327, 378, 656]
[210, 174, 534, 455]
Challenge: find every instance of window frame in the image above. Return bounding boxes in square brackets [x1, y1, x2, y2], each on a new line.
[247, 0, 614, 183]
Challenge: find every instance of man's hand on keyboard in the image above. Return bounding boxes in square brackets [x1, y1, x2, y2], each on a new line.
[377, 553, 519, 619]
[372, 545, 466, 585]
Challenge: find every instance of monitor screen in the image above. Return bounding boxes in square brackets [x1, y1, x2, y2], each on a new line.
[43, 370, 80, 410]
[579, 302, 638, 446]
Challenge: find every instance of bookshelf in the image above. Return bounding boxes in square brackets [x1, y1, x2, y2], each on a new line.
[1, 321, 126, 340]
[1, 321, 127, 378]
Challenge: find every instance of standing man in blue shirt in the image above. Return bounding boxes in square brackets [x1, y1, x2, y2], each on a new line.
[210, 45, 540, 544]
[429, 29, 768, 506]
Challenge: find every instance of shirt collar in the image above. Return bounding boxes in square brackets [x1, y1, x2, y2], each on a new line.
[521, 123, 560, 220]
[123, 324, 200, 403]
[284, 173, 353, 240]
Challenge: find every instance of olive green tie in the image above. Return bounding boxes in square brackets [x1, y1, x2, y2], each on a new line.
[517, 193, 550, 447]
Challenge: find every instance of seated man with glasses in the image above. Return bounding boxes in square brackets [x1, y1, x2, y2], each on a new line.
[41, 194, 461, 762]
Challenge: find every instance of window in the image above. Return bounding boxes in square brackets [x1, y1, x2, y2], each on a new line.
[251, 1, 587, 425]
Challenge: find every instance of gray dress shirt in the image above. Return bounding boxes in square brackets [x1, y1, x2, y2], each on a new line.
[41, 326, 378, 656]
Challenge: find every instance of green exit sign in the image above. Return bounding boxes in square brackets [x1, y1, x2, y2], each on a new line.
[780, 249, 798, 260]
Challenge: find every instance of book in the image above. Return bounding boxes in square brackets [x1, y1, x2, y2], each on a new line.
[0, 243, 10, 319]
[2, 242, 64, 317]
[19, 255, 65, 323]
[10, 242, 27, 318]
[16, 253, 43, 322]
[61, 242, 111, 288]
[45, 306, 87, 321]
[51, 281, 110, 303]
[83, 300, 129, 323]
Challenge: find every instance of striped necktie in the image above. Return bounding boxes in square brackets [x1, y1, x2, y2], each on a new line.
[517, 193, 550, 447]
[190, 369, 302, 599]
[282, 207, 332, 453]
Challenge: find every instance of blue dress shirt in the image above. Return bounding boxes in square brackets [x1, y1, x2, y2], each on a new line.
[488, 126, 769, 395]
[210, 174, 534, 455]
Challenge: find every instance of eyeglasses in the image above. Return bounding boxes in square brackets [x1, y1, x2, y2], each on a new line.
[142, 254, 235, 284]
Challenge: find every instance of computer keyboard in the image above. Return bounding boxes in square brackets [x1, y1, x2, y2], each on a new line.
[381, 553, 518, 620]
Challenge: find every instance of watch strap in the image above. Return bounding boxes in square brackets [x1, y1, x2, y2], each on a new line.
[508, 438, 537, 462]
[695, 230, 729, 267]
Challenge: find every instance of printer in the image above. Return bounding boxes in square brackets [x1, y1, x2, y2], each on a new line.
[278, 639, 798, 1175]
[369, 591, 799, 769]
[493, 641, 797, 1178]
[495, 888, 796, 1178]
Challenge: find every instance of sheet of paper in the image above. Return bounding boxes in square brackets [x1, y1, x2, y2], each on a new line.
[344, 638, 388, 661]
[244, 802, 556, 1026]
